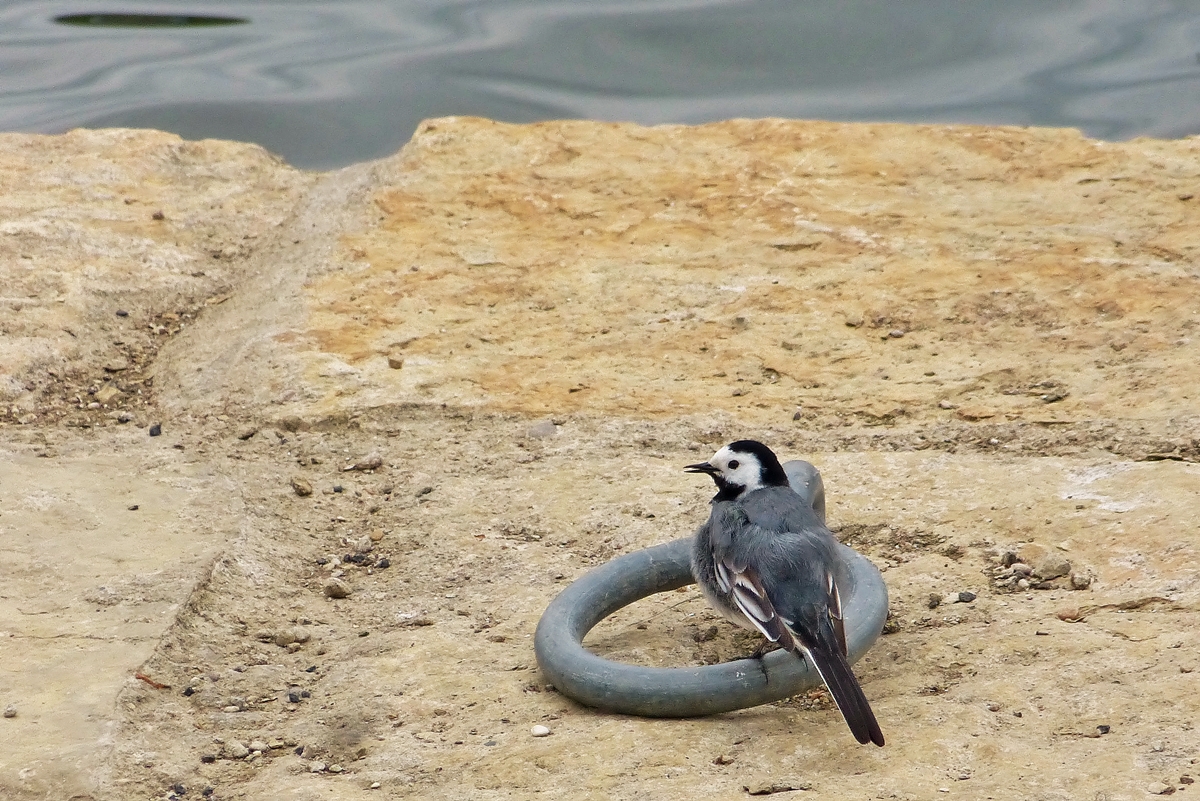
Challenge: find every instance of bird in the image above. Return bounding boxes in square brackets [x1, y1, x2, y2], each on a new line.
[686, 440, 885, 747]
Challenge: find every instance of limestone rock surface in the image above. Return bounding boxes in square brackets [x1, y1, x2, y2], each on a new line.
[1, 118, 1198, 801]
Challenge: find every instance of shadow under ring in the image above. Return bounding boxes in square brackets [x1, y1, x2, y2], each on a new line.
[533, 461, 889, 718]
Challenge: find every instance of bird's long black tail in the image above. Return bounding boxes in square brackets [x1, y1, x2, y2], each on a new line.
[797, 616, 885, 747]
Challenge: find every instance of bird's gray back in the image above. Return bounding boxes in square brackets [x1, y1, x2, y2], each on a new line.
[711, 487, 845, 615]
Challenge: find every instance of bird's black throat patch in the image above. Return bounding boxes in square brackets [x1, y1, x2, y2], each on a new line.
[711, 475, 744, 503]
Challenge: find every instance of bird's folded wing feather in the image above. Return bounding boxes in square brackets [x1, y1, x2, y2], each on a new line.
[717, 557, 797, 651]
[827, 570, 849, 656]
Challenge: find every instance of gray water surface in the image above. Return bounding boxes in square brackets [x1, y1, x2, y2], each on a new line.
[2, 0, 1199, 168]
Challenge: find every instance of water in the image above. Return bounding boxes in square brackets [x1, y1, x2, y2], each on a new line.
[2, 0, 1199, 169]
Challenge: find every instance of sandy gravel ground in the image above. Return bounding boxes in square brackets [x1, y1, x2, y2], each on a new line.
[1, 119, 1199, 801]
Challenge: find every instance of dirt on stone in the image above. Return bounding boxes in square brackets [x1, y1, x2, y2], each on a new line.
[2, 119, 1199, 801]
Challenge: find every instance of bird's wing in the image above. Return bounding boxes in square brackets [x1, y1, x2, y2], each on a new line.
[827, 570, 849, 657]
[716, 555, 798, 651]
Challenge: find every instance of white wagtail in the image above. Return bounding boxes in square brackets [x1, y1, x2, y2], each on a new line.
[686, 440, 885, 747]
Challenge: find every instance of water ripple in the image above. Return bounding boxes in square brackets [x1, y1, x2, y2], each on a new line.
[0, 0, 1198, 168]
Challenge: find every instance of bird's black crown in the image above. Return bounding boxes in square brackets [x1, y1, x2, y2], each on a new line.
[727, 440, 790, 487]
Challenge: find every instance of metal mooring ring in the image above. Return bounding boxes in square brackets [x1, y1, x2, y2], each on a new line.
[533, 461, 889, 717]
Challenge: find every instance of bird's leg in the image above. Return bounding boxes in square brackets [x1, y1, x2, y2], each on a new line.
[748, 638, 782, 660]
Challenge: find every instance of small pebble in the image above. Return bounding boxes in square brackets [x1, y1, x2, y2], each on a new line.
[957, 591, 977, 603]
[1034, 555, 1072, 581]
[329, 764, 344, 773]
[273, 415, 302, 433]
[526, 420, 557, 439]
[344, 455, 383, 472]
[744, 779, 814, 795]
[274, 628, 309, 647]
[369, 529, 385, 542]
[3, 705, 16, 718]
[1146, 782, 1172, 795]
[309, 761, 327, 773]
[1070, 571, 1093, 590]
[376, 558, 391, 569]
[199, 754, 217, 764]
[531, 724, 551, 737]
[116, 309, 129, 317]
[149, 423, 162, 436]
[95, 385, 122, 404]
[288, 691, 301, 704]
[222, 705, 241, 713]
[370, 782, 381, 789]
[224, 740, 250, 759]
[291, 477, 313, 497]
[249, 740, 269, 753]
[323, 579, 351, 599]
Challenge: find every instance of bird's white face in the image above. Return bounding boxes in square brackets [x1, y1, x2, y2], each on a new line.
[708, 445, 765, 494]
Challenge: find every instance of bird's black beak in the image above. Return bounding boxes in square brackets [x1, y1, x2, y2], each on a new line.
[684, 462, 718, 476]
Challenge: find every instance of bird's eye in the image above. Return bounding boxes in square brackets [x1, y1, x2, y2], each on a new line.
[728, 460, 739, 469]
